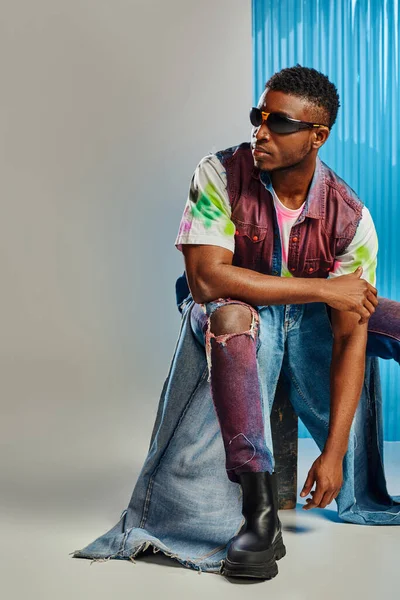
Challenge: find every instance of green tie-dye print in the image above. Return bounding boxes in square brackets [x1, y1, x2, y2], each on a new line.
[225, 221, 235, 236]
[354, 243, 372, 267]
[175, 154, 378, 284]
[329, 225, 378, 287]
[336, 233, 377, 285]
[281, 265, 294, 278]
[353, 243, 377, 285]
[174, 154, 236, 254]
[191, 181, 235, 237]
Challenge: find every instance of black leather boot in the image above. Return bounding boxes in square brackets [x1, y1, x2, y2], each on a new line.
[222, 471, 286, 580]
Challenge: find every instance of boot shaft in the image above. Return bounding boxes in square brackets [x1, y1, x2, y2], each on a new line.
[238, 471, 279, 514]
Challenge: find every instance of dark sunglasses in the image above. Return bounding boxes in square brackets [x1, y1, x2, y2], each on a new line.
[250, 107, 330, 134]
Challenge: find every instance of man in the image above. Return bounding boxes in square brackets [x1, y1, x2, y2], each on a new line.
[72, 65, 400, 579]
[175, 64, 378, 579]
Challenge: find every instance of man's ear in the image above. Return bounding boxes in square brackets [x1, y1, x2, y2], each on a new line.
[312, 127, 330, 150]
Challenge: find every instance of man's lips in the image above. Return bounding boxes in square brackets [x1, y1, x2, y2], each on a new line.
[253, 146, 271, 155]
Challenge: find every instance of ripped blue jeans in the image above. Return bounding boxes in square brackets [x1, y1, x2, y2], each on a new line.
[190, 296, 400, 484]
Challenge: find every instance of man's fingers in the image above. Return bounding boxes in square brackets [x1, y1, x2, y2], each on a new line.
[358, 295, 378, 323]
[302, 483, 324, 510]
[363, 298, 376, 316]
[300, 484, 313, 497]
[328, 491, 338, 505]
[319, 491, 335, 509]
[300, 471, 315, 497]
[367, 282, 378, 296]
[367, 290, 379, 307]
[356, 304, 371, 323]
[303, 488, 335, 510]
[323, 489, 339, 507]
[303, 497, 317, 510]
[311, 484, 324, 507]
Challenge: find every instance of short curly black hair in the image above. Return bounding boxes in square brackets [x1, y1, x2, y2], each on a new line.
[265, 64, 340, 129]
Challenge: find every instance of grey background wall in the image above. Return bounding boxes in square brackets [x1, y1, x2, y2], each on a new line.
[0, 0, 252, 523]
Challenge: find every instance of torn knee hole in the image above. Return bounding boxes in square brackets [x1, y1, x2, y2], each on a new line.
[209, 330, 254, 345]
[209, 304, 259, 337]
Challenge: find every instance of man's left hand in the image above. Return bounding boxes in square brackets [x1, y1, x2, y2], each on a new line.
[300, 452, 343, 510]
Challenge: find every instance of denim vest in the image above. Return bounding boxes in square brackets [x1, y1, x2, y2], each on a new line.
[176, 142, 364, 307]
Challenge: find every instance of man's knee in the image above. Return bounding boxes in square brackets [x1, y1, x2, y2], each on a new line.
[209, 303, 256, 336]
[369, 297, 400, 340]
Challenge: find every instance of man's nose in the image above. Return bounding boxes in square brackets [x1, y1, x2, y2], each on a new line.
[253, 122, 271, 141]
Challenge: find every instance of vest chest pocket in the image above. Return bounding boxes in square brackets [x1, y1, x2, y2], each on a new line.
[303, 257, 334, 277]
[233, 220, 268, 243]
[232, 220, 268, 269]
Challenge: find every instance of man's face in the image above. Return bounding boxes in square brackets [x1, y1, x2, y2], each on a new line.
[251, 88, 327, 172]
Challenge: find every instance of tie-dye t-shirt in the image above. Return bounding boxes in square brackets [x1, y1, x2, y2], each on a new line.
[175, 153, 378, 287]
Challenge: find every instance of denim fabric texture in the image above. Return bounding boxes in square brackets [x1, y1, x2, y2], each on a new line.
[71, 284, 400, 574]
[72, 146, 399, 572]
[219, 144, 366, 279]
[192, 298, 274, 482]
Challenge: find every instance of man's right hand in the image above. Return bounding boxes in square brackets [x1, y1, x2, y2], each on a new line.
[323, 266, 378, 323]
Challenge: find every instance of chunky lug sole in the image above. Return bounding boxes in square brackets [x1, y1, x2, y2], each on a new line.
[222, 532, 286, 580]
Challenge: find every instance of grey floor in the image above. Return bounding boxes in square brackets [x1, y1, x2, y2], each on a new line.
[3, 439, 400, 600]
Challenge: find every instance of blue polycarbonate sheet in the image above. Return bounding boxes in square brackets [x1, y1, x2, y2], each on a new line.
[252, 0, 400, 440]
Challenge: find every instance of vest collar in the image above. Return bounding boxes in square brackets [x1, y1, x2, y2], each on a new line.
[251, 155, 325, 220]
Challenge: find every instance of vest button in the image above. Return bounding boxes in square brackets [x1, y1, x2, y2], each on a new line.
[308, 267, 314, 272]
[292, 236, 299, 242]
[290, 268, 295, 272]
[235, 230, 239, 235]
[252, 235, 259, 241]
